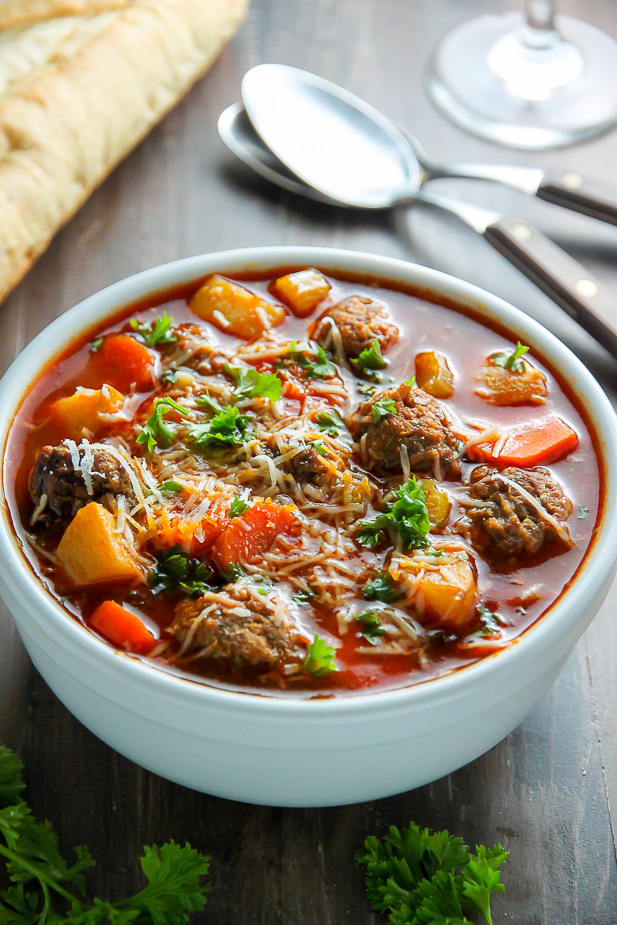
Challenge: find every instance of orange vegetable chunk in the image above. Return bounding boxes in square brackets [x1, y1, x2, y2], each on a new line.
[189, 275, 285, 339]
[472, 415, 579, 467]
[272, 269, 331, 317]
[49, 384, 125, 440]
[57, 503, 143, 587]
[415, 351, 454, 399]
[479, 363, 547, 406]
[212, 501, 299, 569]
[90, 600, 155, 653]
[98, 335, 155, 392]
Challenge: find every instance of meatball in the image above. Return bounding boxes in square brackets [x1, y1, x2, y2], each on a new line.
[350, 381, 461, 478]
[30, 444, 133, 522]
[288, 446, 331, 486]
[171, 584, 308, 676]
[466, 465, 573, 557]
[314, 295, 398, 360]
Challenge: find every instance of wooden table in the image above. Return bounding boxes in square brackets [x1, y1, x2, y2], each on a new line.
[1, 0, 617, 920]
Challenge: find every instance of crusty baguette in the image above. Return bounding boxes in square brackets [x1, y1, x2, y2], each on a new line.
[0, 0, 249, 302]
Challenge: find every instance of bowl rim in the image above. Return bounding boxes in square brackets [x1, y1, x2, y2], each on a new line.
[1, 244, 616, 719]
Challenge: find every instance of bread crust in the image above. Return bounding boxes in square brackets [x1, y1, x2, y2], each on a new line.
[0, 0, 249, 301]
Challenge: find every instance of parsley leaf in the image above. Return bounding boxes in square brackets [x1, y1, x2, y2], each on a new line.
[356, 821, 508, 925]
[89, 337, 103, 353]
[189, 405, 251, 450]
[137, 397, 189, 452]
[303, 634, 338, 677]
[160, 480, 183, 494]
[229, 496, 249, 519]
[316, 408, 344, 436]
[372, 397, 397, 422]
[351, 339, 387, 373]
[294, 587, 316, 605]
[224, 563, 246, 582]
[150, 546, 215, 597]
[0, 744, 210, 923]
[355, 610, 386, 644]
[357, 477, 430, 550]
[226, 365, 282, 401]
[489, 341, 529, 373]
[363, 572, 398, 603]
[310, 439, 328, 456]
[288, 341, 336, 379]
[130, 311, 177, 346]
[472, 604, 506, 638]
[161, 369, 179, 386]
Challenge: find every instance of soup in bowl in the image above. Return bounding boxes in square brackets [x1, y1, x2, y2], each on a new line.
[0, 246, 615, 805]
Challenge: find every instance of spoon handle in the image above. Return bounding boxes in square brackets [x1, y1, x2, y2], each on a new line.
[536, 170, 617, 226]
[483, 217, 617, 356]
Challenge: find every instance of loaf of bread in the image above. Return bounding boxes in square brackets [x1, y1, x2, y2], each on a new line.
[0, 0, 249, 301]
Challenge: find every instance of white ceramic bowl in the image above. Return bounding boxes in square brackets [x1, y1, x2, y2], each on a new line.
[1, 247, 616, 807]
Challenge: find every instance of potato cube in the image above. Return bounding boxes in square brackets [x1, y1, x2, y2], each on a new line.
[57, 503, 143, 587]
[395, 548, 476, 630]
[415, 351, 454, 399]
[418, 478, 451, 529]
[478, 363, 547, 406]
[272, 269, 331, 317]
[49, 385, 125, 440]
[189, 275, 285, 340]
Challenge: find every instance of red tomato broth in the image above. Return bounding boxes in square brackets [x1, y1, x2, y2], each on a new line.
[3, 269, 604, 699]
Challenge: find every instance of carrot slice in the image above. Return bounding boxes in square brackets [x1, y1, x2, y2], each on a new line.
[472, 415, 579, 467]
[90, 601, 156, 654]
[212, 501, 299, 570]
[98, 335, 155, 392]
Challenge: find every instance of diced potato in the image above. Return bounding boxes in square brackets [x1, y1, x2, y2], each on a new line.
[415, 351, 454, 399]
[49, 385, 125, 440]
[394, 548, 477, 630]
[57, 503, 143, 588]
[189, 275, 285, 340]
[272, 269, 331, 317]
[478, 363, 547, 406]
[418, 478, 451, 529]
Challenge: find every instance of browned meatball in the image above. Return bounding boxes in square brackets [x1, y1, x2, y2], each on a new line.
[466, 465, 572, 557]
[349, 381, 461, 478]
[171, 584, 308, 676]
[314, 295, 398, 359]
[288, 446, 331, 486]
[30, 444, 133, 522]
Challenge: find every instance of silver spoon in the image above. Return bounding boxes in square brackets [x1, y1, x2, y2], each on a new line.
[218, 98, 617, 358]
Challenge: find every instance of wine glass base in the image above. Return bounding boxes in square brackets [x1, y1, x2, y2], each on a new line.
[425, 13, 617, 149]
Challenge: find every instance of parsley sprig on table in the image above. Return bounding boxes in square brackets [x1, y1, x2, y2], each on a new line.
[137, 397, 189, 452]
[489, 341, 529, 373]
[356, 821, 508, 925]
[130, 311, 178, 346]
[357, 477, 431, 550]
[0, 744, 210, 924]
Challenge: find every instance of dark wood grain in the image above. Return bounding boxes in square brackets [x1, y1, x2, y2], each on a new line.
[2, 0, 617, 922]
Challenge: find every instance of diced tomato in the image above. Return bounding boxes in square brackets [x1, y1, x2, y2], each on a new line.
[211, 501, 299, 570]
[90, 600, 156, 653]
[472, 415, 579, 467]
[98, 335, 155, 392]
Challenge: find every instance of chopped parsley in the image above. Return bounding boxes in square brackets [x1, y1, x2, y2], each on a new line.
[136, 397, 189, 452]
[89, 337, 103, 352]
[357, 476, 431, 550]
[577, 505, 589, 520]
[160, 369, 178, 386]
[130, 311, 177, 346]
[351, 339, 387, 375]
[356, 820, 508, 925]
[405, 375, 416, 388]
[310, 439, 328, 456]
[363, 572, 398, 603]
[189, 405, 251, 450]
[371, 397, 397, 422]
[150, 545, 215, 597]
[224, 563, 245, 582]
[472, 603, 506, 638]
[288, 341, 336, 379]
[229, 496, 249, 519]
[355, 610, 386, 644]
[358, 381, 378, 396]
[316, 408, 344, 436]
[303, 633, 338, 677]
[226, 364, 282, 401]
[160, 480, 183, 494]
[294, 587, 316, 605]
[489, 340, 529, 373]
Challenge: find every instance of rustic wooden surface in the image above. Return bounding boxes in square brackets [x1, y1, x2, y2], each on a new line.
[1, 0, 617, 921]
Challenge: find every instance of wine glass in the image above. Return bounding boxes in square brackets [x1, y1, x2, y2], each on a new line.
[425, 1, 617, 149]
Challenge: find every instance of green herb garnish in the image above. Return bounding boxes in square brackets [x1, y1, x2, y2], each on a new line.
[310, 439, 328, 456]
[355, 610, 387, 644]
[224, 563, 246, 582]
[226, 365, 282, 401]
[358, 381, 378, 396]
[229, 496, 249, 519]
[0, 743, 210, 923]
[130, 311, 177, 346]
[90, 337, 103, 352]
[316, 408, 344, 436]
[294, 587, 316, 605]
[288, 341, 336, 379]
[489, 341, 529, 373]
[357, 476, 430, 550]
[472, 604, 506, 638]
[371, 397, 397, 422]
[356, 820, 508, 925]
[189, 405, 251, 450]
[577, 505, 589, 520]
[161, 369, 179, 386]
[363, 572, 398, 603]
[303, 633, 338, 677]
[150, 546, 215, 597]
[160, 480, 183, 494]
[351, 339, 387, 374]
[137, 397, 189, 452]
